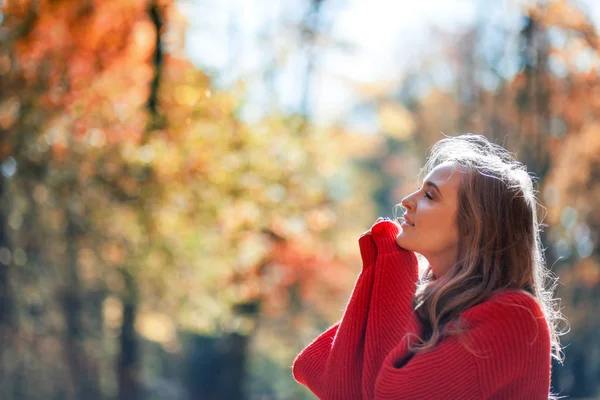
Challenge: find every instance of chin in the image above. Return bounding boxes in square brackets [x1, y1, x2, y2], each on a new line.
[395, 236, 415, 251]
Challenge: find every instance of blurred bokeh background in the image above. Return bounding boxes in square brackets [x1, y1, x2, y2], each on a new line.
[0, 0, 599, 399]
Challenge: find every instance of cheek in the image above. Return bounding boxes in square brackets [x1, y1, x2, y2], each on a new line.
[419, 210, 458, 244]
[416, 205, 445, 227]
[437, 215, 459, 245]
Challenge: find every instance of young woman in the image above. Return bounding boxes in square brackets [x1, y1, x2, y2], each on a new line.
[292, 134, 565, 399]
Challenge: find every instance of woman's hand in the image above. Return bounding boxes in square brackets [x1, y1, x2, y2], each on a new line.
[361, 217, 403, 255]
[359, 217, 385, 268]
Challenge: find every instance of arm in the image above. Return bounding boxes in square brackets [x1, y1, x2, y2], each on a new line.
[293, 221, 419, 399]
[362, 221, 419, 399]
[292, 233, 379, 399]
[373, 292, 551, 400]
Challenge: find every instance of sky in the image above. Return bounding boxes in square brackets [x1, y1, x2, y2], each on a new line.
[179, 0, 600, 127]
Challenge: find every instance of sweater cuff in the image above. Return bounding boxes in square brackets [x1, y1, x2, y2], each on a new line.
[370, 220, 401, 254]
[358, 234, 377, 268]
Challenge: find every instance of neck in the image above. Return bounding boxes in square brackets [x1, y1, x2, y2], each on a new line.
[424, 249, 458, 279]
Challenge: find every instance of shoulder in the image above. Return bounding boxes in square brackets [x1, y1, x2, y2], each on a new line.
[454, 292, 552, 397]
[459, 290, 550, 355]
[462, 290, 545, 324]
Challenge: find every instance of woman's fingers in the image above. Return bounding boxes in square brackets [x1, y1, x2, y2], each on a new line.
[362, 217, 388, 237]
[371, 217, 389, 228]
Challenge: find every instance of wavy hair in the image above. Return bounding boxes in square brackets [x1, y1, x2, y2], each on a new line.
[393, 134, 566, 365]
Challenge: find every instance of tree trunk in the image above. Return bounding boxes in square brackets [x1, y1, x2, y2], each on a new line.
[0, 176, 14, 331]
[184, 332, 251, 400]
[145, 0, 165, 138]
[0, 174, 16, 394]
[63, 209, 100, 400]
[118, 269, 140, 400]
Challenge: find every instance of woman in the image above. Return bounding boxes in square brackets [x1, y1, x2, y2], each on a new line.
[292, 134, 565, 399]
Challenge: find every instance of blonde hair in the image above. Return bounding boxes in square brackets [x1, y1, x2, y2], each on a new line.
[394, 134, 566, 364]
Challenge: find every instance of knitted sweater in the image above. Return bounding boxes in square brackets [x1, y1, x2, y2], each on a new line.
[292, 220, 552, 399]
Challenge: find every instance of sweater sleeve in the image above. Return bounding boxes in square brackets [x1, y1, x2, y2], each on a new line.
[373, 292, 552, 400]
[292, 221, 419, 400]
[292, 233, 379, 399]
[361, 221, 420, 399]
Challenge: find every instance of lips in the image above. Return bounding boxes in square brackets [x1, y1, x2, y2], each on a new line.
[403, 215, 415, 226]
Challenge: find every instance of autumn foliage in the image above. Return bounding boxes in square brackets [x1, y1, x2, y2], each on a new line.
[0, 0, 599, 399]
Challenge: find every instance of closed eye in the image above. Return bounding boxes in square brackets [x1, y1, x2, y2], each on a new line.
[417, 185, 433, 200]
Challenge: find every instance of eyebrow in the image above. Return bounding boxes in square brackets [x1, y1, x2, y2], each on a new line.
[424, 181, 443, 199]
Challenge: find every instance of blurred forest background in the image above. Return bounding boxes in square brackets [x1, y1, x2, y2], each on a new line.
[0, 0, 599, 399]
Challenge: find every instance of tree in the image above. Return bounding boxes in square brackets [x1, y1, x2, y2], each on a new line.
[0, 1, 382, 398]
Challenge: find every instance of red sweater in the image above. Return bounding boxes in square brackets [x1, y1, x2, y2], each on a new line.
[292, 221, 552, 399]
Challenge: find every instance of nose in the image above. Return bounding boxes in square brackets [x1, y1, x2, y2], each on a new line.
[401, 191, 417, 211]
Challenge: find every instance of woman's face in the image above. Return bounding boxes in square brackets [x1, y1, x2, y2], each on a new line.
[396, 162, 462, 278]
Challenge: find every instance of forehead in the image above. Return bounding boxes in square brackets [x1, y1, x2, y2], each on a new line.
[425, 162, 463, 191]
